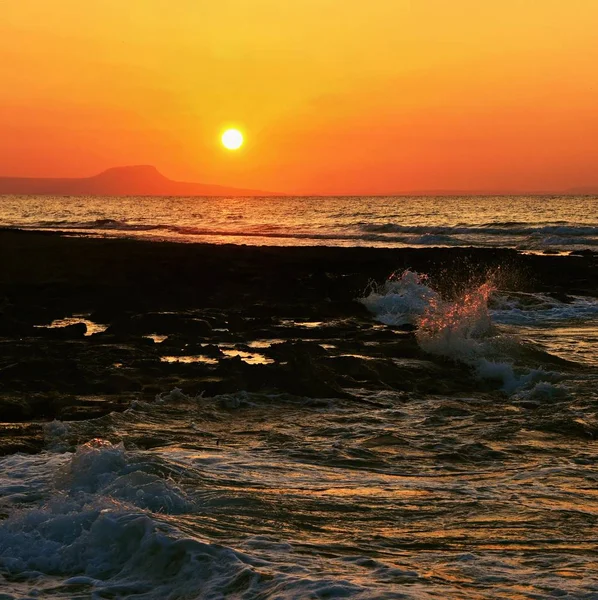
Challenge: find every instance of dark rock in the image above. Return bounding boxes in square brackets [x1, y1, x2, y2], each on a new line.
[0, 317, 35, 336]
[36, 322, 87, 339]
[0, 423, 44, 456]
[200, 344, 224, 358]
[141, 384, 163, 398]
[545, 291, 575, 303]
[103, 373, 141, 393]
[0, 230, 596, 451]
[0, 397, 34, 421]
[107, 313, 212, 337]
[266, 340, 329, 361]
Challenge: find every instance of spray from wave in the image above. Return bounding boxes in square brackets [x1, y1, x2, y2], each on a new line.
[359, 270, 440, 327]
[359, 270, 566, 398]
[416, 281, 495, 359]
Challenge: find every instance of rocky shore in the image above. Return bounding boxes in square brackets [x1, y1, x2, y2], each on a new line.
[1, 229, 596, 455]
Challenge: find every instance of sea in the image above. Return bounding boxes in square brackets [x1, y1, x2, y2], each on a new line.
[0, 195, 597, 599]
[0, 194, 597, 250]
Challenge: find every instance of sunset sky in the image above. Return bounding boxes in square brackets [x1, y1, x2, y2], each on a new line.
[1, 0, 597, 194]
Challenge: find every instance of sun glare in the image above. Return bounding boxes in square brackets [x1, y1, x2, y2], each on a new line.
[221, 128, 244, 150]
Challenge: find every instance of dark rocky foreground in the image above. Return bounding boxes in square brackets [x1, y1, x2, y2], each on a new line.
[1, 229, 596, 455]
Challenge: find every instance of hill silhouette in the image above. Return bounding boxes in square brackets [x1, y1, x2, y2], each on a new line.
[0, 165, 273, 196]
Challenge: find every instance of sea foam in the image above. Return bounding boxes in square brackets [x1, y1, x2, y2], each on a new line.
[360, 270, 567, 395]
[0, 440, 396, 599]
[359, 270, 440, 326]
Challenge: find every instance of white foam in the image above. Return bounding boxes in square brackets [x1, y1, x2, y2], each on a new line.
[0, 440, 398, 599]
[513, 380, 569, 402]
[43, 419, 71, 451]
[361, 271, 576, 396]
[0, 501, 262, 598]
[416, 282, 495, 361]
[359, 270, 440, 326]
[0, 441, 244, 598]
[491, 293, 598, 326]
[155, 387, 191, 403]
[476, 360, 562, 395]
[51, 439, 190, 513]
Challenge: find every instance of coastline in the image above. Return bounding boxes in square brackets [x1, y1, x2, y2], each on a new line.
[1, 229, 598, 598]
[2, 228, 596, 306]
[1, 228, 596, 454]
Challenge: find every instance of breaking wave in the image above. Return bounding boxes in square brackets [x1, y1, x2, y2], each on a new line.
[359, 270, 576, 395]
[82, 220, 598, 245]
[0, 439, 393, 599]
[491, 293, 598, 325]
[359, 222, 598, 237]
[359, 270, 440, 326]
[7, 214, 598, 250]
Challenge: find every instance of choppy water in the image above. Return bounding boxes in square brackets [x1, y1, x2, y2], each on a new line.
[1, 194, 598, 250]
[1, 269, 597, 598]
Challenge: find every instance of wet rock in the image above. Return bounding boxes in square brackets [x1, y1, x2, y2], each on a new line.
[141, 384, 163, 398]
[0, 396, 34, 421]
[315, 300, 371, 319]
[88, 331, 133, 344]
[160, 334, 189, 348]
[267, 340, 329, 361]
[395, 323, 418, 332]
[103, 372, 141, 393]
[36, 322, 87, 339]
[278, 353, 354, 399]
[108, 313, 212, 337]
[200, 344, 224, 358]
[1, 232, 597, 455]
[0, 317, 34, 336]
[375, 337, 421, 358]
[545, 291, 575, 303]
[0, 423, 44, 456]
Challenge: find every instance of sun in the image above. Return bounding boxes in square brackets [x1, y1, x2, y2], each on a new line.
[221, 128, 244, 150]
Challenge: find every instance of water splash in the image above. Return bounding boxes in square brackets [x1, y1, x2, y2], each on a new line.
[361, 270, 565, 395]
[359, 270, 440, 326]
[416, 281, 495, 360]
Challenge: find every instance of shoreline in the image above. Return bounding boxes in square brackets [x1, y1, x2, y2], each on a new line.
[0, 229, 596, 455]
[0, 228, 598, 305]
[2, 225, 596, 256]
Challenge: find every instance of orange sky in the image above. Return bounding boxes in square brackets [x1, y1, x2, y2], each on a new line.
[1, 0, 597, 194]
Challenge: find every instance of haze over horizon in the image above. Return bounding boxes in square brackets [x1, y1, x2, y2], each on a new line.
[1, 1, 597, 195]
[0, 165, 276, 196]
[1, 164, 597, 197]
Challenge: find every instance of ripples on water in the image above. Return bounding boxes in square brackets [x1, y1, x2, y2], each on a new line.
[1, 194, 597, 597]
[1, 194, 598, 250]
[1, 269, 597, 598]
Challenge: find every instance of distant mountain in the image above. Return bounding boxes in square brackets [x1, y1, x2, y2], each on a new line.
[1, 166, 595, 197]
[0, 165, 274, 196]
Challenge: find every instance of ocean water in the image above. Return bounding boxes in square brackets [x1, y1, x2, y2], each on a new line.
[1, 196, 598, 598]
[1, 194, 597, 250]
[1, 269, 597, 598]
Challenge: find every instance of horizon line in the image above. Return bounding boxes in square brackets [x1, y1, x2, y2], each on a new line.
[0, 164, 597, 197]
